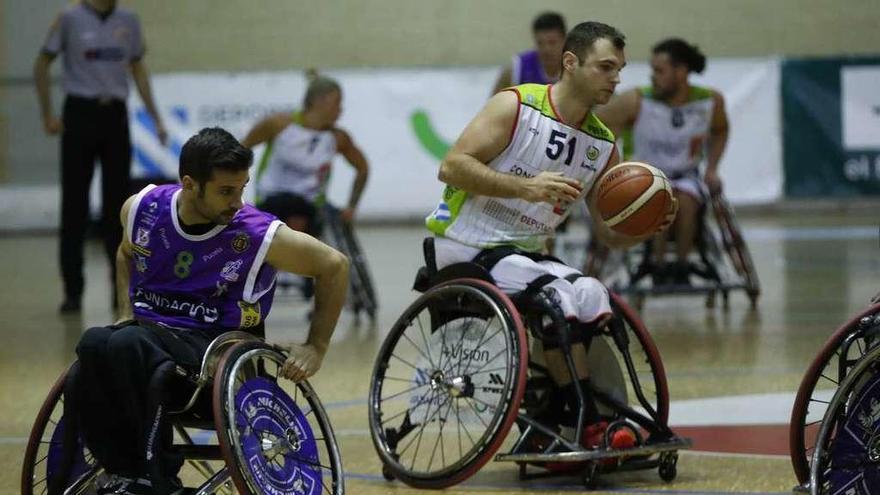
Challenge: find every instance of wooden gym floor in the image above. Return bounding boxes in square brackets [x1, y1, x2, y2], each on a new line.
[3, 210, 878, 494]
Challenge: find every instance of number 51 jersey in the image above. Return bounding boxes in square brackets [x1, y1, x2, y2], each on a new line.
[427, 83, 616, 252]
[127, 184, 283, 332]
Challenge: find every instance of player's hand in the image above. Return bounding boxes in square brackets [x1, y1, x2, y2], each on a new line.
[156, 124, 169, 146]
[704, 170, 722, 195]
[340, 207, 355, 223]
[43, 115, 63, 135]
[655, 196, 678, 234]
[522, 172, 582, 205]
[281, 343, 325, 382]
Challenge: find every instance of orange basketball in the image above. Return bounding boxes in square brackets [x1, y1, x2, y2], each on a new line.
[596, 162, 673, 237]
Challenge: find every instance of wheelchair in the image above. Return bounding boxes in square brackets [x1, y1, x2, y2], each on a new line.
[790, 299, 880, 494]
[22, 330, 344, 495]
[562, 190, 760, 310]
[367, 239, 690, 489]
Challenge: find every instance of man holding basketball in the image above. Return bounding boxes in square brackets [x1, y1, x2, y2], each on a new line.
[596, 38, 728, 285]
[426, 21, 676, 449]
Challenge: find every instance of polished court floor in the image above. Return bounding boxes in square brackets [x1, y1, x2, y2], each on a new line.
[3, 211, 879, 494]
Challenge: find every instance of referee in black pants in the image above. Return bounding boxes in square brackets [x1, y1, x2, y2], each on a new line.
[34, 0, 166, 314]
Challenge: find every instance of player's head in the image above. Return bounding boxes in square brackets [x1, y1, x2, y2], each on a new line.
[303, 69, 342, 128]
[179, 127, 253, 225]
[560, 21, 627, 105]
[531, 12, 567, 71]
[650, 38, 706, 99]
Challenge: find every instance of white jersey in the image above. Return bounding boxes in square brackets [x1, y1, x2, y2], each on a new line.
[632, 86, 715, 177]
[256, 112, 337, 202]
[427, 84, 616, 252]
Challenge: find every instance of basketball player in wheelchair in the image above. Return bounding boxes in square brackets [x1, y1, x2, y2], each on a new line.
[368, 22, 689, 489]
[593, 37, 760, 308]
[243, 71, 378, 321]
[22, 128, 349, 495]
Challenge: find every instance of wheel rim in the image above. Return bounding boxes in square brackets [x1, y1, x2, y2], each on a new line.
[790, 304, 880, 483]
[22, 367, 97, 495]
[369, 280, 526, 486]
[811, 345, 880, 494]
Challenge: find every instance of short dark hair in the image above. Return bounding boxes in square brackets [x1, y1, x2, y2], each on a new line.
[179, 127, 253, 186]
[562, 21, 626, 65]
[653, 38, 706, 74]
[532, 12, 566, 35]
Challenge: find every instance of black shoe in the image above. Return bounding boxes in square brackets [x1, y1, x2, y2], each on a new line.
[672, 261, 691, 285]
[59, 298, 82, 313]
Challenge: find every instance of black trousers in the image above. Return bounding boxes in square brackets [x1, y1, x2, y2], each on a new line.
[59, 95, 132, 301]
[67, 323, 214, 494]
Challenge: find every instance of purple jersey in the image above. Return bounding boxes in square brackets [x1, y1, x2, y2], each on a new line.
[511, 50, 555, 85]
[127, 184, 282, 333]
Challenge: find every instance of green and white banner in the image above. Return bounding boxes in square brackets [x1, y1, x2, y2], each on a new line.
[782, 57, 880, 197]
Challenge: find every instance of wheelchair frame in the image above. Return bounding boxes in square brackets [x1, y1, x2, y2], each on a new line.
[367, 240, 690, 489]
[562, 190, 760, 310]
[22, 330, 344, 495]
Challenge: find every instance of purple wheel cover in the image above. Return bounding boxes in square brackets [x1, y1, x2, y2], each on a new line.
[829, 370, 880, 494]
[234, 376, 323, 495]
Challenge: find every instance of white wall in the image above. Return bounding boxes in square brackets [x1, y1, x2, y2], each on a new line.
[0, 58, 783, 229]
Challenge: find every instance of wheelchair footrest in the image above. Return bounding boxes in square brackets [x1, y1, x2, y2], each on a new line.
[494, 436, 691, 463]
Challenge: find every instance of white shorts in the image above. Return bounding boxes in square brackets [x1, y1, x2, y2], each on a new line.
[433, 237, 611, 324]
[670, 176, 706, 203]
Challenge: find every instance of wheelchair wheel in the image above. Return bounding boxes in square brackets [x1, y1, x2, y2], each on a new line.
[214, 341, 344, 495]
[808, 344, 880, 494]
[711, 193, 760, 305]
[607, 292, 671, 427]
[368, 278, 528, 488]
[790, 303, 880, 484]
[22, 365, 98, 495]
[322, 205, 378, 320]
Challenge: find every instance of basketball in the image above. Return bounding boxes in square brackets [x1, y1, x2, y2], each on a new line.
[595, 162, 673, 237]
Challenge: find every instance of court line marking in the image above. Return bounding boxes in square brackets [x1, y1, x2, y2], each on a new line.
[343, 471, 790, 494]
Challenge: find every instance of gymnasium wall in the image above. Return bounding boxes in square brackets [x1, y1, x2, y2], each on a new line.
[1, 0, 879, 229]
[4, 0, 880, 78]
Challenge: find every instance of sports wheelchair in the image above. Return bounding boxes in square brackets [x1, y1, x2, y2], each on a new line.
[790, 298, 880, 494]
[367, 239, 690, 489]
[22, 330, 344, 495]
[559, 190, 760, 310]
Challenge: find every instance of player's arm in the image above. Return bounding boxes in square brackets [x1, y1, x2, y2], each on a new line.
[115, 195, 137, 323]
[334, 128, 369, 222]
[704, 91, 729, 193]
[491, 65, 513, 95]
[241, 113, 289, 148]
[586, 146, 676, 250]
[593, 88, 640, 138]
[266, 225, 349, 381]
[439, 90, 581, 204]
